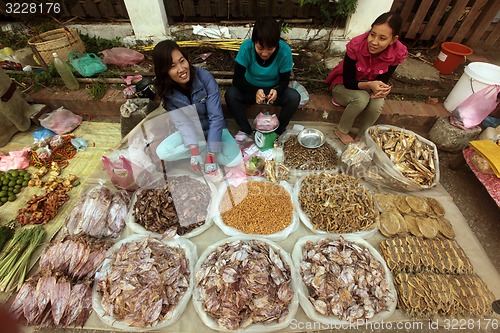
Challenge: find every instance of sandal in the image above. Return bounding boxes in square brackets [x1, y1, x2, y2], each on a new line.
[334, 127, 354, 144]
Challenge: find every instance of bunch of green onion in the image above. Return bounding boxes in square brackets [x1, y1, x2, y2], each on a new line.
[0, 225, 45, 292]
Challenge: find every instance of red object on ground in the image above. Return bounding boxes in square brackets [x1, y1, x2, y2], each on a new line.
[434, 42, 473, 74]
[463, 147, 500, 207]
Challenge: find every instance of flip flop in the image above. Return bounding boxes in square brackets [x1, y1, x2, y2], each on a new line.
[334, 127, 354, 145]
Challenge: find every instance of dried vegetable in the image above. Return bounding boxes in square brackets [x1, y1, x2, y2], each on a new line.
[283, 136, 339, 170]
[299, 237, 395, 322]
[96, 237, 190, 328]
[29, 134, 77, 169]
[220, 181, 293, 235]
[376, 193, 453, 239]
[369, 127, 436, 186]
[298, 173, 377, 233]
[264, 160, 290, 182]
[196, 239, 294, 330]
[133, 176, 211, 235]
[16, 174, 79, 225]
[10, 272, 93, 327]
[10, 235, 111, 327]
[65, 186, 129, 238]
[380, 236, 473, 274]
[395, 272, 495, 318]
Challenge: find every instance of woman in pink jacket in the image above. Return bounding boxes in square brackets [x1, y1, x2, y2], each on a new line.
[326, 12, 408, 144]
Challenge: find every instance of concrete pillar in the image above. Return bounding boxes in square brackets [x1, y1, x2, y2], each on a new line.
[345, 0, 394, 38]
[123, 0, 169, 38]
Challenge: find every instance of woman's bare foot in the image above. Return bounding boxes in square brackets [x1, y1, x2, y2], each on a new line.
[334, 128, 354, 144]
[354, 135, 361, 142]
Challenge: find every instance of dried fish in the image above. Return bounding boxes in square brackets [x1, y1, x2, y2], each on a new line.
[283, 136, 339, 170]
[196, 239, 294, 330]
[299, 173, 378, 233]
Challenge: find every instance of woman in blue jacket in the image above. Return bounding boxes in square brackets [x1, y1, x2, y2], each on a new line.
[152, 40, 242, 179]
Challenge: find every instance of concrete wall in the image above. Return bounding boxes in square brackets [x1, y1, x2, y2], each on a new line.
[4, 0, 394, 55]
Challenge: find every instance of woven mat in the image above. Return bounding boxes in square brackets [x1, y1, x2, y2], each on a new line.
[0, 121, 120, 301]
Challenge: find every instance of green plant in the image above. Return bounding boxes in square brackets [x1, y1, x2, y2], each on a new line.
[298, 0, 357, 24]
[79, 34, 122, 54]
[87, 81, 109, 100]
[279, 21, 291, 34]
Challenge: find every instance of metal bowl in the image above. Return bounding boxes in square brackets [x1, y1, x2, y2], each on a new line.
[297, 128, 326, 148]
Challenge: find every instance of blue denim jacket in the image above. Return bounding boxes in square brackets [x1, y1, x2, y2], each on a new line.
[163, 66, 225, 153]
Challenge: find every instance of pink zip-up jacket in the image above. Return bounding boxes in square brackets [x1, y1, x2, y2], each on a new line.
[325, 32, 408, 88]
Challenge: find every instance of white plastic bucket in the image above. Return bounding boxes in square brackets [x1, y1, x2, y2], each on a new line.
[444, 62, 500, 111]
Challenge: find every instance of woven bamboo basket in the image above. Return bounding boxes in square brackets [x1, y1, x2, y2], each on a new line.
[28, 28, 86, 66]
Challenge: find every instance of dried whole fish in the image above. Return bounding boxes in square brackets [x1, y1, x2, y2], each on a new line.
[97, 237, 190, 328]
[196, 239, 294, 330]
[283, 136, 339, 170]
[300, 237, 395, 322]
[299, 173, 378, 233]
[10, 272, 93, 327]
[133, 176, 211, 235]
[369, 127, 436, 187]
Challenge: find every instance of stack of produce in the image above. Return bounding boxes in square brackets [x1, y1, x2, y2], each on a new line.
[380, 235, 494, 317]
[296, 236, 396, 323]
[376, 193, 454, 239]
[298, 173, 377, 234]
[196, 239, 295, 330]
[133, 176, 211, 235]
[0, 169, 31, 206]
[96, 237, 191, 328]
[65, 185, 129, 238]
[9, 235, 111, 327]
[220, 180, 293, 235]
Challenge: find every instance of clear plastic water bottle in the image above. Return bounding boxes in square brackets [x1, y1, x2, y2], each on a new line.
[271, 143, 284, 163]
[52, 52, 79, 90]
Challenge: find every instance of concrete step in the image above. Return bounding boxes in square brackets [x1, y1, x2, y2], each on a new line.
[27, 87, 449, 132]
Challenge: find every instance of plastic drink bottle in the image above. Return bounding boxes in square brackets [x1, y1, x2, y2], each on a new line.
[271, 143, 284, 162]
[52, 52, 79, 90]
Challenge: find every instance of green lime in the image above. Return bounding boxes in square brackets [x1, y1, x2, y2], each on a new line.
[8, 180, 15, 187]
[0, 197, 7, 203]
[7, 195, 15, 202]
[0, 201, 3, 206]
[0, 191, 6, 197]
[22, 181, 28, 187]
[1, 186, 7, 191]
[24, 174, 31, 180]
[10, 170, 19, 177]
[18, 169, 26, 175]
[14, 184, 22, 189]
[2, 179, 8, 185]
[12, 188, 20, 194]
[16, 179, 23, 185]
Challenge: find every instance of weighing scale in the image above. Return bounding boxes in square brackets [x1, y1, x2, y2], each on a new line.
[254, 128, 277, 151]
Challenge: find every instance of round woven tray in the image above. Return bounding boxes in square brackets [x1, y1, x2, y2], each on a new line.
[28, 28, 86, 66]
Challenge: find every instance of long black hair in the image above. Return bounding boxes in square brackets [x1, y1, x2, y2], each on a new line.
[251, 17, 281, 48]
[371, 12, 402, 37]
[152, 40, 196, 97]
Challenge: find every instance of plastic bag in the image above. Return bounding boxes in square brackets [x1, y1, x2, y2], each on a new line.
[289, 80, 310, 107]
[0, 147, 30, 171]
[451, 85, 500, 129]
[69, 52, 107, 77]
[101, 47, 144, 67]
[253, 112, 279, 132]
[102, 155, 148, 191]
[39, 107, 83, 135]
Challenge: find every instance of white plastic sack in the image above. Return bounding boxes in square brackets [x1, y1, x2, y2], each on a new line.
[291, 235, 397, 326]
[292, 173, 379, 239]
[192, 235, 300, 332]
[211, 177, 299, 242]
[39, 107, 82, 134]
[126, 172, 216, 238]
[92, 234, 196, 331]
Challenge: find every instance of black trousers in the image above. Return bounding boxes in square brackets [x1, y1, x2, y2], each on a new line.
[224, 86, 300, 135]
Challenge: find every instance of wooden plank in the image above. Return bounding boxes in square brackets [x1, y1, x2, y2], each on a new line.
[197, 0, 212, 17]
[400, 0, 416, 27]
[406, 0, 434, 39]
[69, 1, 86, 17]
[59, 1, 72, 17]
[282, 0, 294, 18]
[467, 0, 500, 44]
[482, 21, 500, 47]
[215, 0, 228, 18]
[82, 0, 102, 18]
[113, 0, 129, 18]
[181, 0, 196, 17]
[452, 0, 489, 43]
[257, 0, 268, 17]
[435, 0, 469, 43]
[164, 0, 181, 17]
[420, 0, 452, 40]
[97, 0, 118, 18]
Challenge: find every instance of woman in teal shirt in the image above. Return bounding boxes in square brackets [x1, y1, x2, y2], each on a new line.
[225, 17, 300, 141]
